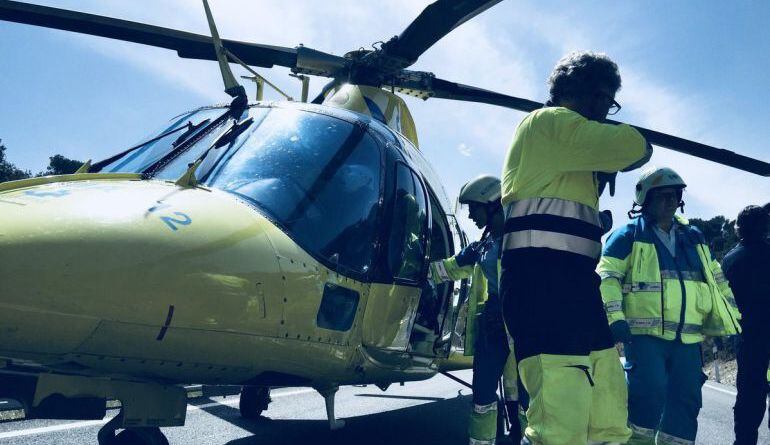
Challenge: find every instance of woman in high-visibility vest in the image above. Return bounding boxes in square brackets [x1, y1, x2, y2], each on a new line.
[598, 167, 740, 445]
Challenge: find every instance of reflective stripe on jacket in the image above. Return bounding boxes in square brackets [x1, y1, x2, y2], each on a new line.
[504, 197, 604, 258]
[500, 107, 649, 259]
[598, 215, 741, 343]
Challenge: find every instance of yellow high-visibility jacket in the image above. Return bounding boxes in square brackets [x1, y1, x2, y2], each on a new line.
[501, 107, 650, 260]
[502, 107, 649, 209]
[598, 215, 741, 342]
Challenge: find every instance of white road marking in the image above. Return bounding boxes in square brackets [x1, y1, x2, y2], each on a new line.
[0, 420, 106, 440]
[0, 388, 315, 439]
[704, 383, 738, 397]
[186, 388, 313, 412]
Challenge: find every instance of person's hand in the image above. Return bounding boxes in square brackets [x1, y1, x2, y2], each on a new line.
[596, 172, 617, 197]
[599, 210, 613, 235]
[610, 320, 632, 345]
[455, 241, 482, 266]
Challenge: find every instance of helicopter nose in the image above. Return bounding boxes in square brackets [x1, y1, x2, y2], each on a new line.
[0, 179, 285, 358]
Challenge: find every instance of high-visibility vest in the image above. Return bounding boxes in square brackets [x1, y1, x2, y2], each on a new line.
[598, 215, 741, 343]
[501, 107, 648, 259]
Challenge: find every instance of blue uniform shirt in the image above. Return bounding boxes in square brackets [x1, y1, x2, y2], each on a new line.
[479, 235, 502, 299]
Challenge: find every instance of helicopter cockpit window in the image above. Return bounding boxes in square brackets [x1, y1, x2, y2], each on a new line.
[204, 108, 382, 277]
[388, 163, 429, 282]
[99, 108, 227, 174]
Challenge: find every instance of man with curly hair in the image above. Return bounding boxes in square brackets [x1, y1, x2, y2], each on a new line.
[500, 51, 652, 444]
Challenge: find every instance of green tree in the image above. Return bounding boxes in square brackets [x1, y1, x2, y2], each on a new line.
[0, 139, 31, 183]
[689, 215, 738, 261]
[39, 154, 84, 176]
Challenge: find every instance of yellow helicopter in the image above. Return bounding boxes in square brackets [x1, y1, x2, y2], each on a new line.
[1, 1, 769, 445]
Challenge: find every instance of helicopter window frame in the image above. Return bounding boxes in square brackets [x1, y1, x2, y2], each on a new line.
[410, 184, 455, 336]
[394, 133, 454, 214]
[425, 189, 461, 344]
[386, 160, 432, 286]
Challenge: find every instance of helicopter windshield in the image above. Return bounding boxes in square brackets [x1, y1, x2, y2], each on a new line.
[202, 108, 382, 276]
[99, 108, 227, 174]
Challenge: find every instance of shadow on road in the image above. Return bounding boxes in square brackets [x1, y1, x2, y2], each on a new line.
[196, 394, 471, 445]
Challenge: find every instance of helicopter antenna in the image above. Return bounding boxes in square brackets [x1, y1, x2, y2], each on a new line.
[201, 0, 246, 101]
[289, 73, 310, 102]
[240, 75, 264, 101]
[223, 48, 292, 100]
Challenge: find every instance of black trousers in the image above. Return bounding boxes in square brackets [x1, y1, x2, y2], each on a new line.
[471, 299, 510, 405]
[733, 333, 770, 445]
[500, 247, 614, 361]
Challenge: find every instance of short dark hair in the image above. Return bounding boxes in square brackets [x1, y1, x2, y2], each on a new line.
[547, 51, 621, 106]
[736, 205, 770, 241]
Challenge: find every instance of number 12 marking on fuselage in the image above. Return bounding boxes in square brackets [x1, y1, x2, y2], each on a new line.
[148, 203, 192, 232]
[160, 212, 192, 231]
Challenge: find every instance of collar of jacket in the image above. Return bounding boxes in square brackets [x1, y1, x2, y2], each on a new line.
[636, 214, 690, 232]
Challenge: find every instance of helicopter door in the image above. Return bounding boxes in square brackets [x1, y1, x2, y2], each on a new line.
[408, 190, 461, 357]
[437, 214, 470, 355]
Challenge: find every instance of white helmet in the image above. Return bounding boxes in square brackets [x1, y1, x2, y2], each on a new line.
[458, 175, 501, 205]
[635, 167, 686, 206]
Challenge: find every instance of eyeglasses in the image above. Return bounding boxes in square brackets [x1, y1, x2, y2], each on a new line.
[650, 189, 681, 203]
[596, 91, 622, 115]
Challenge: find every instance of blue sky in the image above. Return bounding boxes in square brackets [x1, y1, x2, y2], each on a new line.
[2, 0, 769, 237]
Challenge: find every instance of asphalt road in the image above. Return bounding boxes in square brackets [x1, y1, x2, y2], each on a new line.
[0, 371, 766, 444]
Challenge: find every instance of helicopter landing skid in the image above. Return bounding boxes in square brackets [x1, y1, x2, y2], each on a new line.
[316, 386, 345, 430]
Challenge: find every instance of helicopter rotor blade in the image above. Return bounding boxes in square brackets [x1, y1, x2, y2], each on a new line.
[0, 0, 298, 69]
[373, 0, 503, 71]
[408, 76, 770, 177]
[620, 124, 770, 177]
[428, 77, 543, 112]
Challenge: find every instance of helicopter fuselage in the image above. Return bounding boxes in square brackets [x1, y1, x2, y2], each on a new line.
[0, 102, 467, 398]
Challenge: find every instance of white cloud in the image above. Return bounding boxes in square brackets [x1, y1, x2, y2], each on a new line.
[457, 143, 472, 157]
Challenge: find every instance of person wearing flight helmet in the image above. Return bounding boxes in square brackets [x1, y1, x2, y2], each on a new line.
[598, 167, 741, 445]
[429, 175, 522, 445]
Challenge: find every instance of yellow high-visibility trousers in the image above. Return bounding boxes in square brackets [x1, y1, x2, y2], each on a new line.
[519, 348, 631, 445]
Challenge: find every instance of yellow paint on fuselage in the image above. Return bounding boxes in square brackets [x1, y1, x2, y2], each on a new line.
[0, 177, 438, 387]
[323, 85, 419, 148]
